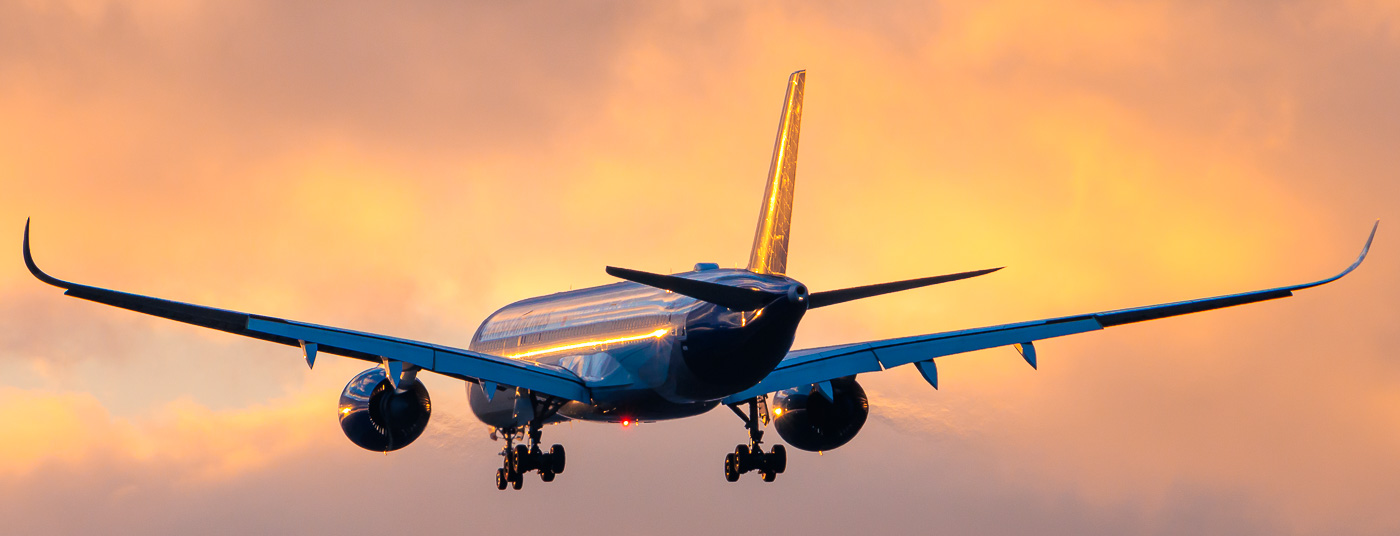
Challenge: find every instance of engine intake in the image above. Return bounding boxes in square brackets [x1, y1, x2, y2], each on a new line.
[339, 367, 431, 452]
[772, 376, 868, 452]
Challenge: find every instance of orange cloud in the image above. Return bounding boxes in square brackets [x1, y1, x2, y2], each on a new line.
[0, 385, 333, 483]
[1, 1, 1398, 534]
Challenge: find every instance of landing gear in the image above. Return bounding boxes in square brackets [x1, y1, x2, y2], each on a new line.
[722, 397, 787, 483]
[492, 394, 567, 490]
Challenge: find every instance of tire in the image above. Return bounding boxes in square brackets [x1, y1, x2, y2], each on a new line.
[761, 470, 776, 482]
[735, 445, 749, 458]
[511, 471, 524, 490]
[540, 470, 555, 482]
[724, 453, 739, 482]
[769, 445, 787, 474]
[496, 468, 508, 490]
[550, 444, 566, 474]
[513, 445, 530, 473]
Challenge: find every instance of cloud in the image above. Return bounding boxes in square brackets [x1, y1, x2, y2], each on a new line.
[0, 385, 331, 482]
[1, 0, 1399, 534]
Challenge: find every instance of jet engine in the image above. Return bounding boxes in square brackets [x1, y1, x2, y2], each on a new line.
[338, 367, 431, 452]
[771, 376, 868, 452]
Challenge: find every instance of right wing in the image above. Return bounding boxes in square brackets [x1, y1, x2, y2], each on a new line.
[724, 221, 1378, 403]
[23, 220, 590, 402]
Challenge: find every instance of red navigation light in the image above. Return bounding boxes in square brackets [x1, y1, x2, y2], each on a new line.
[622, 419, 632, 427]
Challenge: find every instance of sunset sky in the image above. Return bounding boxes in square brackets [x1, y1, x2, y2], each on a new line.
[2, 1, 1398, 534]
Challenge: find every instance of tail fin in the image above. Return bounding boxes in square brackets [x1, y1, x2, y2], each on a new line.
[747, 70, 806, 275]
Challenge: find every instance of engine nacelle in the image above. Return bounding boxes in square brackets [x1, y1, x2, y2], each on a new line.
[338, 367, 431, 452]
[772, 377, 869, 452]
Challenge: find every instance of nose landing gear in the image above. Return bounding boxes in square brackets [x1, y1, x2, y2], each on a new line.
[723, 397, 787, 482]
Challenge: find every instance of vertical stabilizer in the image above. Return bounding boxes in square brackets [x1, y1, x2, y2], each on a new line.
[747, 70, 805, 275]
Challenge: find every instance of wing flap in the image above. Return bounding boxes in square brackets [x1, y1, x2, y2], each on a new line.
[246, 317, 437, 369]
[725, 345, 882, 403]
[246, 317, 590, 401]
[868, 317, 1104, 368]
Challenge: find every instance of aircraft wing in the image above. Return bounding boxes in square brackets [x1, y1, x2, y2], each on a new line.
[22, 221, 590, 403]
[723, 222, 1378, 404]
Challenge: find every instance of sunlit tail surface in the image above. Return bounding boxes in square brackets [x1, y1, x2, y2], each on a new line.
[747, 70, 805, 276]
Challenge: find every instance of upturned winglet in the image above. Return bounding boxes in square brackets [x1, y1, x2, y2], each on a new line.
[23, 219, 74, 290]
[1292, 220, 1378, 291]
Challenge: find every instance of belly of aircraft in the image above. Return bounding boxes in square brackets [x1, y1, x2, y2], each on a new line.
[557, 391, 720, 423]
[483, 335, 722, 423]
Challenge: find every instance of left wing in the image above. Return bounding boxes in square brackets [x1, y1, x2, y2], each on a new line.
[22, 220, 590, 402]
[724, 222, 1378, 403]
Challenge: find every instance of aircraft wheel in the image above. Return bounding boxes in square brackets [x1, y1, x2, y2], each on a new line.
[510, 470, 524, 490]
[768, 445, 787, 474]
[540, 470, 555, 482]
[496, 468, 508, 490]
[513, 445, 530, 473]
[724, 453, 740, 482]
[550, 444, 566, 473]
[761, 470, 776, 483]
[735, 444, 749, 458]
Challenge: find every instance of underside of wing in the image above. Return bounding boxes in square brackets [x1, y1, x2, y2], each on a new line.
[725, 221, 1378, 403]
[22, 220, 590, 402]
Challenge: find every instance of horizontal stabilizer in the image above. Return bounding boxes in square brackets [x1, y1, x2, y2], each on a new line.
[605, 266, 783, 311]
[808, 267, 1003, 309]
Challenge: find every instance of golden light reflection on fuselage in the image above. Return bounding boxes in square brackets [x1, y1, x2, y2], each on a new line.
[503, 328, 669, 360]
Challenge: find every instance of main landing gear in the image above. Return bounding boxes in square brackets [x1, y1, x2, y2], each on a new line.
[494, 395, 567, 491]
[723, 397, 786, 483]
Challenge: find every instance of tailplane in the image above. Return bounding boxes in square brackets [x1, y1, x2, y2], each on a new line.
[747, 70, 805, 275]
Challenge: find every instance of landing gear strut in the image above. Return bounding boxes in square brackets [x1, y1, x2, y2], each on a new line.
[494, 394, 566, 491]
[723, 396, 786, 483]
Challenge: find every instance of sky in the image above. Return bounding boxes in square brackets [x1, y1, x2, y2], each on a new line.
[1, 0, 1398, 534]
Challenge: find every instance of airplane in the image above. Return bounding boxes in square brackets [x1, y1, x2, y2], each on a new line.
[22, 71, 1378, 490]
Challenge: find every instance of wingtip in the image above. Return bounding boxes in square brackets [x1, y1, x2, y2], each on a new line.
[22, 218, 33, 263]
[970, 266, 1005, 278]
[22, 219, 71, 289]
[1315, 220, 1378, 288]
[1359, 220, 1379, 263]
[1269, 220, 1380, 292]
